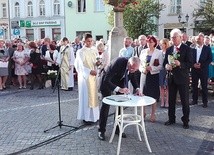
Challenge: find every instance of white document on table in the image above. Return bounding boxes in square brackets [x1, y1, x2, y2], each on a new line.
[106, 95, 131, 102]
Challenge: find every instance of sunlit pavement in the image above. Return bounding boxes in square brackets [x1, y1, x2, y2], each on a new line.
[0, 84, 213, 155]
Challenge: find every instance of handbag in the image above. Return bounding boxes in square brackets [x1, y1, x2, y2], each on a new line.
[0, 61, 8, 68]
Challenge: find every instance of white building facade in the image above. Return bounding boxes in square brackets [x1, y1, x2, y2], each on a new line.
[158, 0, 204, 39]
[0, 0, 9, 40]
[9, 0, 65, 41]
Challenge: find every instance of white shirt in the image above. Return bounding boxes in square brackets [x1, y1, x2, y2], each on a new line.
[196, 45, 203, 63]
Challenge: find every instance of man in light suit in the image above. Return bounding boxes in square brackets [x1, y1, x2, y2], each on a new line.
[98, 57, 141, 140]
[191, 33, 212, 108]
[163, 28, 193, 129]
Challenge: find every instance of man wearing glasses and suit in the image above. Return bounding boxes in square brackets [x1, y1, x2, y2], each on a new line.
[163, 28, 193, 129]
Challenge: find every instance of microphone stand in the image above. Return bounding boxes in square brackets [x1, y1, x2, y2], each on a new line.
[44, 46, 79, 132]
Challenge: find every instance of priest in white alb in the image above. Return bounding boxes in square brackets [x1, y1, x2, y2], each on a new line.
[74, 33, 99, 124]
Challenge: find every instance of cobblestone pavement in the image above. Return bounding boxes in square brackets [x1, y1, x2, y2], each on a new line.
[0, 84, 213, 155]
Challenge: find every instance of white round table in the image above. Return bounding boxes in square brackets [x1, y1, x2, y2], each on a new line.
[103, 95, 156, 155]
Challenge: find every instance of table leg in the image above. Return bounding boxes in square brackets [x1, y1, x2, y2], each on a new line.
[135, 106, 142, 141]
[109, 106, 118, 143]
[141, 106, 152, 152]
[117, 106, 124, 155]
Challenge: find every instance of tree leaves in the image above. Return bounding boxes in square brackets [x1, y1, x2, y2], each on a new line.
[193, 0, 214, 33]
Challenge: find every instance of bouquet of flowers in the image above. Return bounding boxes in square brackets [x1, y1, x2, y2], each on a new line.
[168, 47, 180, 68]
[95, 57, 102, 69]
[142, 55, 150, 74]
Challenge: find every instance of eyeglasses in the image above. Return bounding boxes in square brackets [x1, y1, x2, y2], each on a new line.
[171, 36, 180, 39]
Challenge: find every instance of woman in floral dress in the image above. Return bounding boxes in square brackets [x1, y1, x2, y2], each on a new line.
[13, 43, 28, 89]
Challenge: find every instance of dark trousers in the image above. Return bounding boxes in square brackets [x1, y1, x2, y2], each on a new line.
[168, 81, 190, 123]
[98, 91, 122, 133]
[192, 71, 208, 105]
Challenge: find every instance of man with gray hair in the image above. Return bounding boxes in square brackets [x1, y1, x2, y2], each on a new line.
[98, 56, 141, 140]
[191, 33, 212, 108]
[163, 28, 193, 129]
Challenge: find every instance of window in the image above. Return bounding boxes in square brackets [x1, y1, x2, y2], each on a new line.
[26, 29, 34, 41]
[39, 0, 45, 16]
[14, 2, 20, 17]
[96, 35, 103, 41]
[169, 0, 181, 14]
[40, 28, 45, 39]
[52, 28, 61, 41]
[2, 3, 7, 18]
[27, 1, 33, 17]
[95, 0, 104, 12]
[53, 0, 60, 15]
[164, 29, 173, 39]
[77, 0, 86, 12]
[76, 31, 91, 40]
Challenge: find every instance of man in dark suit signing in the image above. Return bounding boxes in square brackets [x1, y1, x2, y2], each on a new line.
[191, 33, 212, 108]
[98, 56, 141, 140]
[163, 28, 193, 129]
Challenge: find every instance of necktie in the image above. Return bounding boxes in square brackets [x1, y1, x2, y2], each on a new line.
[124, 69, 129, 88]
[176, 46, 180, 52]
[138, 46, 142, 57]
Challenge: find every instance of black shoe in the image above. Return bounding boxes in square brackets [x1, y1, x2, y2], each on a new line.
[183, 123, 189, 129]
[38, 86, 44, 89]
[164, 120, 175, 126]
[67, 87, 73, 91]
[115, 130, 127, 138]
[83, 120, 93, 125]
[190, 101, 197, 105]
[202, 104, 208, 108]
[98, 132, 105, 141]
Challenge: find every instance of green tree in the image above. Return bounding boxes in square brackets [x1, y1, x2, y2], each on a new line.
[193, 0, 214, 34]
[124, 0, 163, 39]
[105, 0, 163, 39]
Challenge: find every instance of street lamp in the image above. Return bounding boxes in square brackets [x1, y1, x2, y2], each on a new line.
[178, 14, 189, 32]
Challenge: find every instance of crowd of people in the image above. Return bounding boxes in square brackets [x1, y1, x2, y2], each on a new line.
[0, 29, 214, 141]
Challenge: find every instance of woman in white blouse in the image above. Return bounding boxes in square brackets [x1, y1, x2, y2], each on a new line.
[44, 44, 59, 71]
[139, 35, 163, 122]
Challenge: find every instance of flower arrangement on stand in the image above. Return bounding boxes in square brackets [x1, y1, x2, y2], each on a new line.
[46, 70, 58, 88]
[104, 0, 138, 11]
[47, 70, 57, 79]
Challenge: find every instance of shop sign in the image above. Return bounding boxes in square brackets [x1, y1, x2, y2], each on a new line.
[31, 20, 60, 27]
[19, 20, 25, 27]
[11, 21, 19, 28]
[26, 21, 31, 28]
